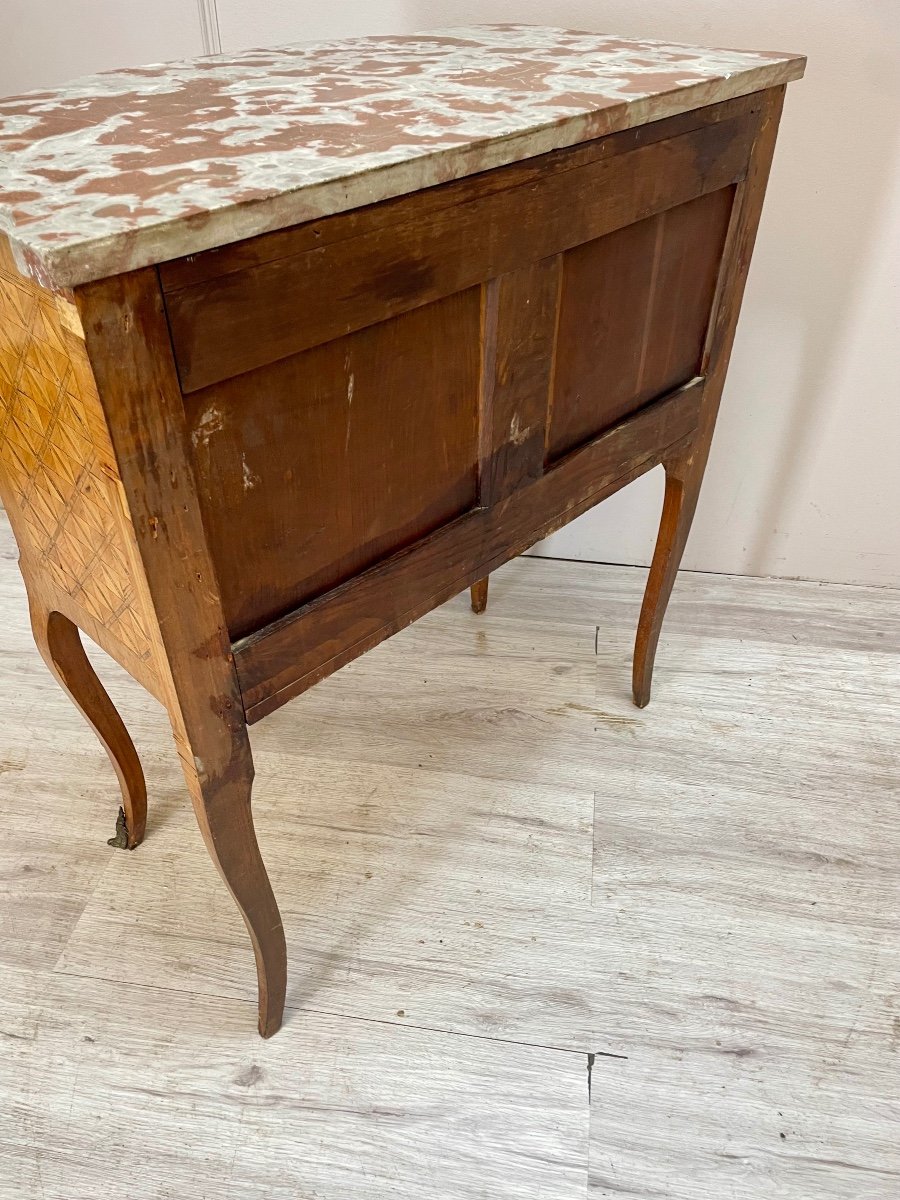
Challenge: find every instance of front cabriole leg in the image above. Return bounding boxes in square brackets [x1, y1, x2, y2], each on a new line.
[171, 702, 286, 1038]
[27, 591, 147, 848]
[77, 267, 286, 1037]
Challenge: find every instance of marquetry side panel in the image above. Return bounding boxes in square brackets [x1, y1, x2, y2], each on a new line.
[0, 238, 161, 693]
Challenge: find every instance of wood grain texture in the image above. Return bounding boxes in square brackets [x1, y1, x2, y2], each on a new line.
[0, 236, 158, 848]
[633, 444, 707, 708]
[0, 236, 160, 695]
[547, 185, 734, 460]
[0, 968, 588, 1200]
[589, 1042, 900, 1198]
[185, 287, 481, 636]
[27, 596, 146, 848]
[2, 504, 896, 1197]
[470, 577, 490, 614]
[482, 257, 562, 503]
[76, 269, 286, 1037]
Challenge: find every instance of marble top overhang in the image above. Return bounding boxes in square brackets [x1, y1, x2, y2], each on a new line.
[0, 25, 805, 289]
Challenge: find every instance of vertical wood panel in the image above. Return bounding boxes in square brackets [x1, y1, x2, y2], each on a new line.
[184, 288, 482, 637]
[638, 186, 735, 404]
[547, 187, 735, 462]
[548, 218, 659, 460]
[483, 257, 562, 504]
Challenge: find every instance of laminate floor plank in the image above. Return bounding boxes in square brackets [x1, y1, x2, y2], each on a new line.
[271, 640, 605, 790]
[588, 1041, 899, 1199]
[0, 966, 588, 1200]
[581, 558, 900, 1199]
[56, 849, 897, 1049]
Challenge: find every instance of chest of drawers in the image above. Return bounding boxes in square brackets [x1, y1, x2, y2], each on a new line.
[0, 26, 804, 1036]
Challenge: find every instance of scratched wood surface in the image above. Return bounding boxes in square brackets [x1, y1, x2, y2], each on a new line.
[0, 508, 897, 1198]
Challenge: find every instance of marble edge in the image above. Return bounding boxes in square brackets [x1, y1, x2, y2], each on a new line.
[6, 53, 805, 292]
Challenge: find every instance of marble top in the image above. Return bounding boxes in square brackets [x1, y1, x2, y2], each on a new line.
[0, 25, 805, 289]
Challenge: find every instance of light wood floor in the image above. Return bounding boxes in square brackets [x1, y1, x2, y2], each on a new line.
[0, 508, 898, 1199]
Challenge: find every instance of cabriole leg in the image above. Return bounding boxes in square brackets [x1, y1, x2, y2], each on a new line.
[77, 267, 287, 1037]
[632, 445, 707, 709]
[27, 592, 147, 848]
[172, 712, 287, 1038]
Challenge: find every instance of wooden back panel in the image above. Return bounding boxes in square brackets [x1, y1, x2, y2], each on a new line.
[548, 185, 735, 461]
[185, 287, 481, 636]
[155, 91, 773, 704]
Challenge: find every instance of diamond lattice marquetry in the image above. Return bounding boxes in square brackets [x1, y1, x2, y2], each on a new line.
[0, 253, 156, 673]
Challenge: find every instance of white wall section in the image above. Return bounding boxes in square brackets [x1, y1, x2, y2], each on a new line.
[0, 1, 204, 92]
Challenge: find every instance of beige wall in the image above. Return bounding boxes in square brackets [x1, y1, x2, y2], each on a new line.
[0, 1, 204, 92]
[4, 3, 899, 586]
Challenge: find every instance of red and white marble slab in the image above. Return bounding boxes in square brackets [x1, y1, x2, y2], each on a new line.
[0, 25, 805, 288]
